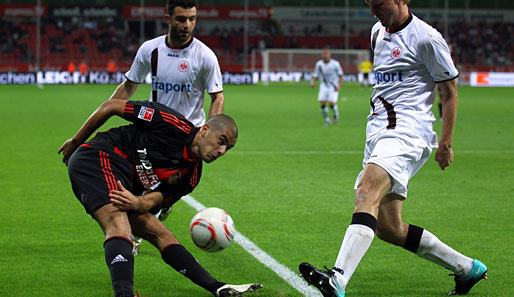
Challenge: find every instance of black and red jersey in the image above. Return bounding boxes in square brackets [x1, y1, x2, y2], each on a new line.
[83, 100, 202, 207]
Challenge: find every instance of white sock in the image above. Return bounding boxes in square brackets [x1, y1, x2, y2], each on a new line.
[416, 229, 473, 276]
[333, 224, 375, 289]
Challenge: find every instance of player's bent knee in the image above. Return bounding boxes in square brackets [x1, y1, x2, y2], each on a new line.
[354, 186, 381, 208]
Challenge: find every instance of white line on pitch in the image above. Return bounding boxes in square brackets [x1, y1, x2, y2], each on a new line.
[182, 195, 323, 297]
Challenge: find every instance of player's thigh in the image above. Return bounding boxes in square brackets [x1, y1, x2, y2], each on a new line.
[355, 134, 430, 198]
[354, 163, 393, 214]
[318, 85, 331, 102]
[327, 91, 339, 104]
[68, 146, 134, 215]
[129, 212, 179, 250]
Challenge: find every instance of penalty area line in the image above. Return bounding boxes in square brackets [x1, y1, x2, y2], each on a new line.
[182, 195, 322, 297]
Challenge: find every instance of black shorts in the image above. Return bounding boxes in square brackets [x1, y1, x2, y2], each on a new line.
[67, 145, 135, 215]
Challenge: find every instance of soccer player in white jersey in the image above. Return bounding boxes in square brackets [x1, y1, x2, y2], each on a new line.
[299, 1, 487, 296]
[109, 0, 223, 127]
[311, 48, 344, 126]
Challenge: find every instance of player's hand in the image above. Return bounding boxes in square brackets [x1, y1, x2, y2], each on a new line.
[110, 181, 143, 212]
[58, 138, 81, 165]
[435, 143, 453, 170]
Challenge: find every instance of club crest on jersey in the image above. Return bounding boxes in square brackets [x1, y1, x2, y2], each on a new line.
[178, 60, 189, 72]
[391, 47, 402, 60]
[138, 106, 154, 122]
[168, 171, 182, 184]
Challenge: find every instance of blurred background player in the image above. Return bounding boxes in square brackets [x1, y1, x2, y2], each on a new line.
[357, 59, 373, 87]
[311, 47, 344, 126]
[300, 1, 487, 296]
[108, 0, 225, 255]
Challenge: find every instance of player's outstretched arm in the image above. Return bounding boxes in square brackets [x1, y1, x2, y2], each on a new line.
[435, 78, 458, 170]
[208, 91, 224, 119]
[109, 79, 139, 100]
[58, 99, 126, 164]
[109, 181, 164, 213]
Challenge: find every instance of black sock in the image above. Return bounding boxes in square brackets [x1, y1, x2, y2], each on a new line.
[351, 212, 377, 232]
[161, 244, 225, 293]
[403, 224, 424, 254]
[104, 236, 134, 297]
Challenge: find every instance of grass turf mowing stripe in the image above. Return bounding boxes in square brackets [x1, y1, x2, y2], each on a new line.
[182, 195, 323, 297]
[230, 150, 514, 155]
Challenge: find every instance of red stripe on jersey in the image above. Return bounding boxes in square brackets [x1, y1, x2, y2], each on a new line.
[80, 144, 92, 148]
[183, 146, 198, 161]
[161, 118, 190, 133]
[160, 111, 192, 133]
[190, 163, 198, 188]
[161, 112, 192, 133]
[99, 151, 118, 192]
[124, 103, 134, 113]
[114, 146, 128, 159]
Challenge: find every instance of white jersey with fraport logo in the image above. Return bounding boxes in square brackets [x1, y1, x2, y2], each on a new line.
[368, 13, 458, 147]
[313, 58, 343, 89]
[126, 36, 223, 126]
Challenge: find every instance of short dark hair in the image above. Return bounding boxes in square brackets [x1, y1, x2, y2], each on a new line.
[206, 114, 238, 139]
[167, 0, 197, 16]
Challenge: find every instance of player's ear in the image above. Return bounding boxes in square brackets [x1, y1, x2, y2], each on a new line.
[200, 124, 211, 137]
[165, 14, 171, 24]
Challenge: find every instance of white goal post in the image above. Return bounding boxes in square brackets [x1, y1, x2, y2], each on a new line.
[255, 48, 370, 77]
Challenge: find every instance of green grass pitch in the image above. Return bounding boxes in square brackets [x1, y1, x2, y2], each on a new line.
[0, 82, 512, 296]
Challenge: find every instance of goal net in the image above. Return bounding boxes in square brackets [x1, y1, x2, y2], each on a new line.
[257, 48, 370, 75]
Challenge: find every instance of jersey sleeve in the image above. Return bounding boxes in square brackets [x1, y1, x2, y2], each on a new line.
[125, 41, 152, 83]
[123, 100, 157, 126]
[418, 30, 458, 82]
[123, 101, 195, 136]
[201, 49, 223, 94]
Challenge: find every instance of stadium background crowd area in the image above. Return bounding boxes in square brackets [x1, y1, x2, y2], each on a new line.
[1, 0, 513, 73]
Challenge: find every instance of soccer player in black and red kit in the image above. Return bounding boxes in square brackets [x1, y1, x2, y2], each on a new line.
[58, 99, 262, 297]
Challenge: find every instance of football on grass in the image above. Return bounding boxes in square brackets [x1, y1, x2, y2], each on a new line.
[189, 207, 235, 252]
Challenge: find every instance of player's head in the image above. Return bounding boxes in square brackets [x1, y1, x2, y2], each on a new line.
[365, 0, 410, 29]
[321, 47, 331, 63]
[193, 114, 238, 163]
[165, 0, 197, 44]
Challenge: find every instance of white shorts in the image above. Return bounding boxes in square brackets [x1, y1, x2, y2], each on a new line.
[318, 84, 339, 103]
[354, 132, 432, 197]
